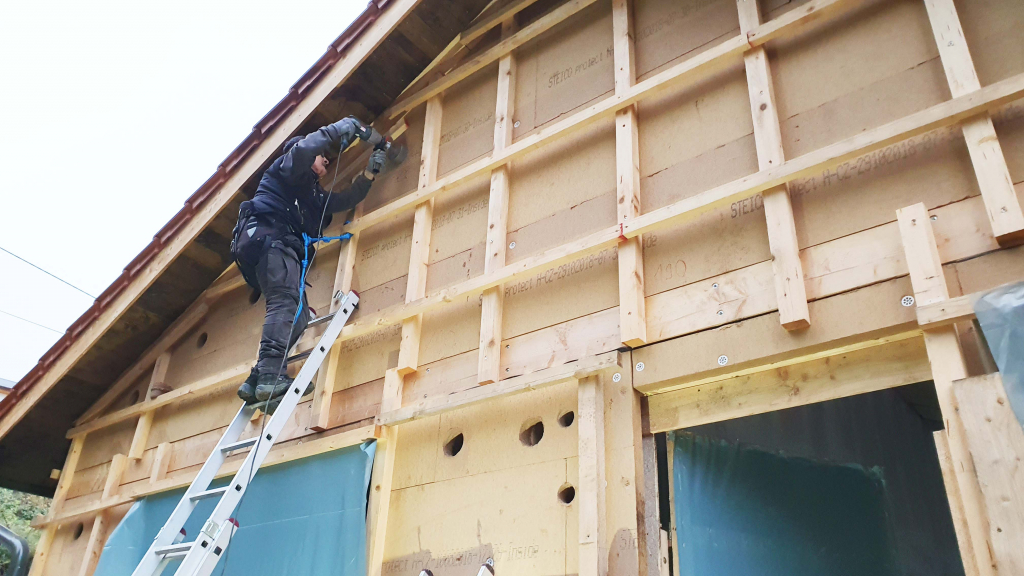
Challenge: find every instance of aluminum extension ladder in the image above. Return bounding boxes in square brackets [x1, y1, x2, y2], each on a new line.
[130, 291, 360, 576]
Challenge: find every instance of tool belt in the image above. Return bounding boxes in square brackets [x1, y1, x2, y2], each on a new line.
[230, 201, 305, 296]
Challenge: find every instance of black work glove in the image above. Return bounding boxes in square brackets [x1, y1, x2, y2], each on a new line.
[365, 149, 386, 179]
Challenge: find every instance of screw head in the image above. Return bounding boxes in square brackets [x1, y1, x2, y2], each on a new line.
[509, 241, 516, 249]
[712, 283, 719, 289]
[901, 295, 915, 307]
[930, 215, 938, 221]
[506, 367, 510, 372]
[612, 373, 622, 382]
[513, 120, 521, 128]
[717, 355, 729, 366]
[717, 310, 724, 316]
[635, 362, 645, 372]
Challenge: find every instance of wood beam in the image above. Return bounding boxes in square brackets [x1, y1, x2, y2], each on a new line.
[577, 374, 607, 576]
[896, 202, 996, 576]
[102, 453, 128, 501]
[737, 0, 809, 330]
[923, 0, 1024, 245]
[1, 0, 423, 442]
[127, 350, 172, 460]
[397, 96, 443, 375]
[953, 373, 1024, 574]
[77, 512, 110, 576]
[647, 338, 930, 433]
[613, 0, 647, 347]
[369, 368, 403, 576]
[150, 442, 172, 484]
[478, 21, 517, 384]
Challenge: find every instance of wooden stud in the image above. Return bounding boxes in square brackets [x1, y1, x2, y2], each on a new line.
[368, 426, 399, 576]
[30, 434, 86, 575]
[577, 374, 607, 576]
[397, 95, 443, 375]
[77, 511, 110, 576]
[478, 20, 517, 384]
[27, 526, 56, 576]
[953, 373, 1024, 574]
[934, 430, 980, 576]
[896, 202, 996, 576]
[150, 442, 172, 484]
[923, 0, 1024, 245]
[127, 410, 155, 461]
[737, 0, 809, 330]
[612, 0, 647, 347]
[311, 204, 365, 431]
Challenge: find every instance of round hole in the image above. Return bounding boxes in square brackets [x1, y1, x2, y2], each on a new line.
[519, 419, 544, 447]
[557, 483, 575, 505]
[73, 522, 85, 540]
[443, 432, 464, 457]
[196, 332, 208, 349]
[129, 389, 141, 405]
[557, 411, 575, 427]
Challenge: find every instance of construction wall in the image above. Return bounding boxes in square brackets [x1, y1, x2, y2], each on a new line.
[40, 0, 1024, 574]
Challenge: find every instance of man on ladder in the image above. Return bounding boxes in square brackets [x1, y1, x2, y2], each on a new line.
[230, 117, 387, 410]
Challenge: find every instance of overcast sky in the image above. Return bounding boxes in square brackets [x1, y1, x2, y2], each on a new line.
[0, 1, 366, 383]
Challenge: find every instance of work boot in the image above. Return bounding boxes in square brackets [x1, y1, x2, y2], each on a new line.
[254, 373, 295, 401]
[236, 367, 259, 404]
[261, 395, 283, 416]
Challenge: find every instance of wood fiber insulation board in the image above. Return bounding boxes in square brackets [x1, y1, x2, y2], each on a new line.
[363, 106, 427, 214]
[386, 371, 642, 576]
[953, 373, 1024, 576]
[38, 504, 130, 576]
[504, 0, 618, 343]
[955, 0, 1024, 89]
[437, 64, 499, 177]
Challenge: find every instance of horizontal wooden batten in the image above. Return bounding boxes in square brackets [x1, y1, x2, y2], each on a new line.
[41, 424, 380, 528]
[378, 351, 620, 425]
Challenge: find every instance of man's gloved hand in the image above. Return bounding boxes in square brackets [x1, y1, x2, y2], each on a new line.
[365, 149, 387, 179]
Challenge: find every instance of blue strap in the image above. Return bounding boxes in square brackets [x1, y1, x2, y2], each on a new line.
[294, 232, 354, 322]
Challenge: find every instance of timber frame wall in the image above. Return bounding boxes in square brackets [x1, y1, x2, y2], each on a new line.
[27, 0, 1024, 574]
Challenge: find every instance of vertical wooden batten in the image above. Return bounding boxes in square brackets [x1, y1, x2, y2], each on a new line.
[478, 19, 517, 385]
[397, 96, 444, 375]
[613, 0, 647, 347]
[578, 374, 607, 576]
[29, 434, 86, 576]
[896, 202, 996, 576]
[737, 0, 810, 330]
[923, 0, 1024, 245]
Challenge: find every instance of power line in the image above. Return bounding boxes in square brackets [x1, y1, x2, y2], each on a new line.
[0, 246, 97, 299]
[0, 309, 65, 335]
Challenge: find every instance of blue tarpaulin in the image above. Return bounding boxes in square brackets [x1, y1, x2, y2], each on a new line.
[94, 441, 375, 576]
[671, 432, 900, 576]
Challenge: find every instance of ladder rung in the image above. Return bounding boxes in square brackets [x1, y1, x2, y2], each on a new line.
[220, 437, 258, 453]
[308, 312, 335, 327]
[189, 486, 229, 502]
[155, 542, 193, 558]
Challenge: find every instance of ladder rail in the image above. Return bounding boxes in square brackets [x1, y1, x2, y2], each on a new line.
[170, 292, 360, 576]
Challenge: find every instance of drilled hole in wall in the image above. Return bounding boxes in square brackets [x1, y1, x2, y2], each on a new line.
[444, 432, 464, 457]
[129, 389, 141, 405]
[197, 332, 209, 349]
[557, 411, 575, 427]
[557, 483, 575, 505]
[73, 522, 85, 540]
[519, 419, 544, 447]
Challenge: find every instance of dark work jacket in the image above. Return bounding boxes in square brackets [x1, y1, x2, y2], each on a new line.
[247, 118, 373, 237]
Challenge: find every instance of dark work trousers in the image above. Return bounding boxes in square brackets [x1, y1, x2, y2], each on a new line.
[253, 240, 311, 376]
